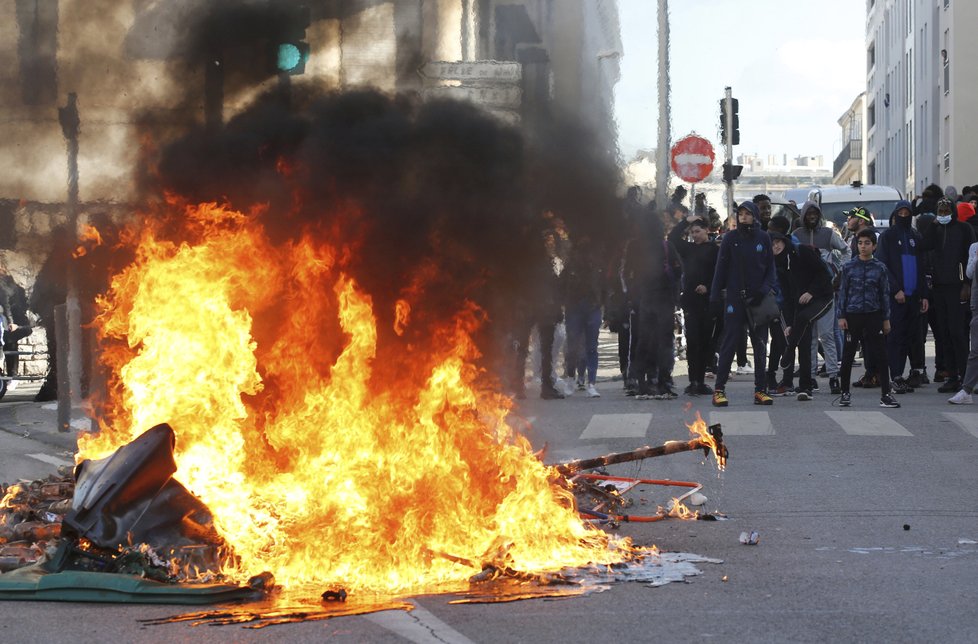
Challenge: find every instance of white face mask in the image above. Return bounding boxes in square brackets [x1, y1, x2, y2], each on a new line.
[937, 214, 952, 225]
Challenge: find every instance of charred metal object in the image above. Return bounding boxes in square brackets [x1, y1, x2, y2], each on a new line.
[321, 588, 348, 602]
[553, 423, 727, 476]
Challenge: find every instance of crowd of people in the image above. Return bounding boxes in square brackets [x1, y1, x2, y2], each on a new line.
[516, 183, 978, 409]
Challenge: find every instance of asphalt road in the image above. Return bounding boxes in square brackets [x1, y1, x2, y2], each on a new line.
[0, 342, 977, 642]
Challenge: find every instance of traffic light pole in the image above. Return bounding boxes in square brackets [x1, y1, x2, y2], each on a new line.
[724, 86, 734, 217]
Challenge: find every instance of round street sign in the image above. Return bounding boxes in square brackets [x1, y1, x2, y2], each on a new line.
[670, 135, 715, 183]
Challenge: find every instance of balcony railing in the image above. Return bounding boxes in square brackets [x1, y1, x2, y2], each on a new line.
[833, 140, 863, 177]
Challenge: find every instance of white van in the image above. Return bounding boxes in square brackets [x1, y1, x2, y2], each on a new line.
[782, 182, 903, 230]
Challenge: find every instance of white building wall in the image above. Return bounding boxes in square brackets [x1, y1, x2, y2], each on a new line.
[869, 0, 978, 196]
[940, 0, 978, 188]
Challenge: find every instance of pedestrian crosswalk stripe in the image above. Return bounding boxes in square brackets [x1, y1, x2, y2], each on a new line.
[27, 453, 73, 467]
[942, 413, 978, 439]
[824, 411, 913, 436]
[708, 411, 775, 435]
[580, 413, 652, 439]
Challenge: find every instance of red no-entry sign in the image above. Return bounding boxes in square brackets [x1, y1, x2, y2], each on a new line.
[670, 135, 715, 183]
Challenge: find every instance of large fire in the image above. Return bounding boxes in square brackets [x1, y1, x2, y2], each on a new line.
[76, 199, 630, 592]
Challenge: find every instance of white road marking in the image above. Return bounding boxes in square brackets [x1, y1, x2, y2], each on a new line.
[27, 453, 73, 467]
[943, 413, 978, 438]
[365, 603, 476, 644]
[824, 411, 913, 436]
[580, 413, 651, 439]
[708, 411, 774, 435]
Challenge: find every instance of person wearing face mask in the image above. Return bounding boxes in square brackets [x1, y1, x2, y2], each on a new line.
[921, 198, 976, 394]
[709, 201, 777, 407]
[876, 200, 930, 393]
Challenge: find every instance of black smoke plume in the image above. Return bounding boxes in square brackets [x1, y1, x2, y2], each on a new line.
[151, 83, 619, 387]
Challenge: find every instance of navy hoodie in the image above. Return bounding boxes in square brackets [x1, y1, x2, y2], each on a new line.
[710, 202, 777, 305]
[876, 200, 927, 298]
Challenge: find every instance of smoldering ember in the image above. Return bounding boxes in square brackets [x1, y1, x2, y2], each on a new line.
[0, 0, 733, 630]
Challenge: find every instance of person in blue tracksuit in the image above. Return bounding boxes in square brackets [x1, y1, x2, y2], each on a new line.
[709, 201, 777, 407]
[875, 200, 929, 393]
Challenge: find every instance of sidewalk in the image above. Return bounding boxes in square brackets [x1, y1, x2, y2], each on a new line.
[0, 382, 88, 454]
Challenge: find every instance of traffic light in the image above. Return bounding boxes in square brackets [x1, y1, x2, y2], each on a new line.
[722, 162, 743, 183]
[719, 97, 740, 146]
[272, 5, 310, 75]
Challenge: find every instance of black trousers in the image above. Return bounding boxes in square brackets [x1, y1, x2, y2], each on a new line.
[514, 320, 556, 394]
[683, 298, 715, 385]
[841, 311, 890, 395]
[631, 294, 675, 389]
[715, 302, 767, 391]
[932, 284, 969, 378]
[766, 319, 788, 386]
[3, 326, 32, 376]
[887, 298, 920, 379]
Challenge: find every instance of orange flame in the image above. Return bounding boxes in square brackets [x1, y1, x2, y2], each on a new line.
[78, 200, 631, 592]
[686, 411, 725, 471]
[73, 224, 105, 258]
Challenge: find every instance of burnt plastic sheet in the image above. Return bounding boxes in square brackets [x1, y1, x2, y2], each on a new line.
[62, 423, 220, 552]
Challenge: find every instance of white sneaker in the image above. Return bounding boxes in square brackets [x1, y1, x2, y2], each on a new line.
[736, 363, 754, 375]
[586, 384, 601, 398]
[948, 389, 973, 405]
[556, 378, 576, 397]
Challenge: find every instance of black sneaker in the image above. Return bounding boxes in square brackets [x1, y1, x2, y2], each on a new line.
[880, 393, 901, 408]
[906, 370, 923, 389]
[934, 370, 948, 383]
[938, 379, 962, 394]
[657, 383, 678, 399]
[892, 377, 914, 394]
[696, 382, 714, 396]
[839, 392, 851, 407]
[919, 369, 930, 385]
[829, 377, 841, 395]
[796, 389, 813, 401]
[683, 383, 697, 395]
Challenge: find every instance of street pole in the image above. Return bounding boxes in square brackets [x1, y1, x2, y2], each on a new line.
[655, 0, 670, 211]
[57, 93, 83, 415]
[724, 86, 734, 216]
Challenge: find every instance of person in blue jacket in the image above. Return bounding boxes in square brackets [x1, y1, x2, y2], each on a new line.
[875, 200, 929, 394]
[838, 228, 899, 408]
[709, 201, 777, 406]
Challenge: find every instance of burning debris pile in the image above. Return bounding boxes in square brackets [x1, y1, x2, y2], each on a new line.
[0, 470, 71, 571]
[0, 89, 727, 619]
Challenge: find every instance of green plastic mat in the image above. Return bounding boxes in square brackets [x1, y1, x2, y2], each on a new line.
[0, 567, 258, 604]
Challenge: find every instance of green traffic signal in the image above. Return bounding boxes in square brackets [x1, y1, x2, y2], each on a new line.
[276, 42, 309, 74]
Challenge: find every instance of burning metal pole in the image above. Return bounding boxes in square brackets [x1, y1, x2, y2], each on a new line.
[554, 424, 727, 475]
[57, 92, 83, 411]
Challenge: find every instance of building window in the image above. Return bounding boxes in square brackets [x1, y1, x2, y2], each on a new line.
[868, 100, 876, 129]
[867, 42, 875, 72]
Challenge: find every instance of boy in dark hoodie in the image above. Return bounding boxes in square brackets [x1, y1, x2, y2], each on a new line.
[876, 200, 929, 393]
[793, 201, 850, 393]
[838, 228, 898, 408]
[709, 201, 777, 407]
[770, 231, 834, 401]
